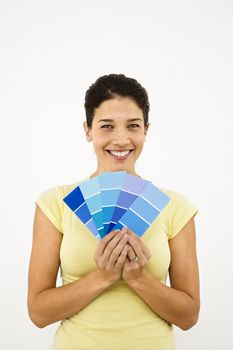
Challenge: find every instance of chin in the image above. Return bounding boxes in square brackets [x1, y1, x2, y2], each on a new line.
[111, 164, 133, 173]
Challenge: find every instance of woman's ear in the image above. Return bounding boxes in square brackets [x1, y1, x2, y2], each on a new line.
[83, 121, 92, 142]
[144, 123, 150, 139]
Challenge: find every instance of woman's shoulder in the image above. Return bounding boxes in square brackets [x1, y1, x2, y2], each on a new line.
[56, 177, 90, 198]
[36, 176, 89, 202]
[158, 186, 198, 239]
[158, 186, 194, 205]
[157, 185, 198, 218]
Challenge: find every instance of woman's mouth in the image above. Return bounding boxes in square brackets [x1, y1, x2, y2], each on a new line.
[106, 149, 133, 160]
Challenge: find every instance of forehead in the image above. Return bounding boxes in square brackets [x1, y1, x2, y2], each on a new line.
[93, 97, 143, 121]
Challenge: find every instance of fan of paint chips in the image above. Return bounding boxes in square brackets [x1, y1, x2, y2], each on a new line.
[63, 171, 171, 239]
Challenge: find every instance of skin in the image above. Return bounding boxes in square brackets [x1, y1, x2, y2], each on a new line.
[28, 96, 200, 330]
[83, 96, 148, 176]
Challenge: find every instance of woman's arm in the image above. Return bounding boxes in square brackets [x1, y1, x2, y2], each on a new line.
[124, 217, 200, 330]
[27, 206, 129, 328]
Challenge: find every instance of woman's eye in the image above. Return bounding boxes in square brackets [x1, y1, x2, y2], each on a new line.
[128, 124, 140, 128]
[101, 124, 113, 129]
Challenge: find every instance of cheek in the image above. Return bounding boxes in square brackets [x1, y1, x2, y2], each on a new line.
[135, 135, 146, 148]
[92, 137, 107, 152]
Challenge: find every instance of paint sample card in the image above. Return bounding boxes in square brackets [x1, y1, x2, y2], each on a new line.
[63, 185, 100, 238]
[98, 171, 126, 235]
[79, 177, 104, 238]
[113, 182, 171, 236]
[108, 174, 150, 233]
[63, 172, 171, 239]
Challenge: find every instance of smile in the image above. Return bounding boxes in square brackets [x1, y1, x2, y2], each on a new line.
[106, 150, 133, 160]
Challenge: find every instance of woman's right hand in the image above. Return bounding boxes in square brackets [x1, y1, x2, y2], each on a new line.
[93, 228, 129, 284]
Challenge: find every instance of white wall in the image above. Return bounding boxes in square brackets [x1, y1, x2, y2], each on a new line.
[1, 0, 232, 349]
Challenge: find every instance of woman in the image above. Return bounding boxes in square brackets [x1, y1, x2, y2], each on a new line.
[27, 74, 200, 350]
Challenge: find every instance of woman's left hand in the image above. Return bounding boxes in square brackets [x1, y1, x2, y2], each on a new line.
[122, 228, 151, 282]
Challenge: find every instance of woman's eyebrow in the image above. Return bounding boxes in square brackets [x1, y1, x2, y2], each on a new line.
[127, 118, 143, 122]
[97, 119, 114, 123]
[97, 118, 143, 123]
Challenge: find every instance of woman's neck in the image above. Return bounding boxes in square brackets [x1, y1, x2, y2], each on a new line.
[90, 169, 141, 179]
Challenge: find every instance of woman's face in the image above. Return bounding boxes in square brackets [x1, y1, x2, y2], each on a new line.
[83, 97, 148, 176]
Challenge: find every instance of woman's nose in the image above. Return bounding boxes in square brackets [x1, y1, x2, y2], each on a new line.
[112, 128, 131, 147]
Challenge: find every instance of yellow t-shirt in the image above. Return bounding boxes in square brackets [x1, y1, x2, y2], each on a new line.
[36, 177, 198, 350]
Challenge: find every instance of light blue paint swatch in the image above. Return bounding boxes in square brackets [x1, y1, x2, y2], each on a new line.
[63, 185, 100, 238]
[63, 172, 171, 240]
[113, 182, 171, 236]
[109, 174, 150, 232]
[98, 171, 126, 235]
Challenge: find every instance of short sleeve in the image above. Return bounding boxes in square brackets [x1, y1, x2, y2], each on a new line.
[168, 191, 198, 240]
[35, 187, 63, 234]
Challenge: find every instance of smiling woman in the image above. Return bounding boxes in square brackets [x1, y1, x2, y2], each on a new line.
[83, 96, 148, 176]
[28, 74, 200, 350]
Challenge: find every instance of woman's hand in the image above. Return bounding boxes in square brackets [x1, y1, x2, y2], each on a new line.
[93, 228, 129, 285]
[122, 228, 151, 282]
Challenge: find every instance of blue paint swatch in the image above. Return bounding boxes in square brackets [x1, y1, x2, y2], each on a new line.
[108, 174, 150, 233]
[63, 185, 100, 238]
[63, 172, 171, 240]
[79, 177, 104, 237]
[113, 182, 171, 236]
[98, 171, 126, 235]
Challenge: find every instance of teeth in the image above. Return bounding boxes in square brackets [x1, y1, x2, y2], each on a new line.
[109, 150, 131, 157]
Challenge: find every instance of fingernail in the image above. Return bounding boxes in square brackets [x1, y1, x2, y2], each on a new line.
[121, 227, 127, 234]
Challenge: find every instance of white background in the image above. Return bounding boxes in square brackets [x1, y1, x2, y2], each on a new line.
[1, 0, 233, 349]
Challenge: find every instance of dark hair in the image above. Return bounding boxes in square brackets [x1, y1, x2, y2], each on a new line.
[84, 73, 150, 128]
